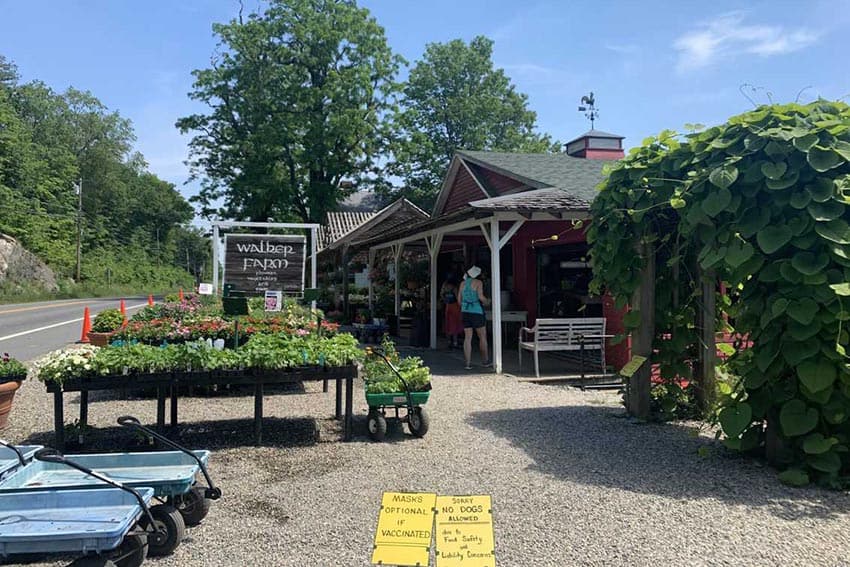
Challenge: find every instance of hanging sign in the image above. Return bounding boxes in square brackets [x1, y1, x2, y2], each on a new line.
[434, 495, 495, 567]
[371, 492, 437, 566]
[223, 234, 305, 296]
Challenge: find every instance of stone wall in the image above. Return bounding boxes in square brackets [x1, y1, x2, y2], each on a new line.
[0, 234, 58, 292]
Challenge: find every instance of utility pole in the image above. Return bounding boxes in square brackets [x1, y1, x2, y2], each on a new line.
[75, 178, 82, 282]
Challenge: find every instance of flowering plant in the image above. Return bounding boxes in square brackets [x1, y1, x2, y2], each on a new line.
[0, 353, 27, 380]
[32, 345, 99, 385]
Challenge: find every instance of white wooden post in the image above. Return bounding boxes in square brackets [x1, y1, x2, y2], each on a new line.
[428, 233, 444, 349]
[212, 224, 220, 294]
[490, 219, 502, 373]
[310, 226, 317, 311]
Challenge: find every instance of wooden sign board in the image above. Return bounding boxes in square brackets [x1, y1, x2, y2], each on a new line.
[372, 492, 436, 566]
[223, 234, 305, 296]
[434, 495, 495, 567]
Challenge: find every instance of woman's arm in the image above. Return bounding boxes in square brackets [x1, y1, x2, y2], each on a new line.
[474, 280, 489, 305]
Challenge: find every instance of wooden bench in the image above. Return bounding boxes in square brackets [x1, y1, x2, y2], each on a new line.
[518, 318, 607, 378]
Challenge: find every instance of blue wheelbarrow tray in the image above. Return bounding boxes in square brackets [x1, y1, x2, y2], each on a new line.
[0, 445, 42, 481]
[0, 450, 210, 498]
[0, 487, 154, 556]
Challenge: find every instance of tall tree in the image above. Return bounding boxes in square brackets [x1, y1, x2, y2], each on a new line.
[177, 0, 402, 223]
[383, 36, 559, 210]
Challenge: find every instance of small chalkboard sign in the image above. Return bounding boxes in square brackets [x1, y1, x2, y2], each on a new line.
[222, 296, 249, 316]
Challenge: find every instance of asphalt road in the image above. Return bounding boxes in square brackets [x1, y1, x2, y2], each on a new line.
[0, 297, 149, 361]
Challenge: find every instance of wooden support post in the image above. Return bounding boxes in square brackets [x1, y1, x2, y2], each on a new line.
[335, 378, 343, 419]
[367, 248, 376, 310]
[490, 219, 503, 373]
[428, 234, 444, 349]
[53, 390, 65, 450]
[79, 391, 88, 429]
[393, 244, 403, 318]
[696, 268, 717, 414]
[156, 386, 166, 430]
[170, 385, 178, 428]
[629, 241, 655, 419]
[344, 372, 354, 441]
[342, 247, 350, 320]
[254, 380, 264, 445]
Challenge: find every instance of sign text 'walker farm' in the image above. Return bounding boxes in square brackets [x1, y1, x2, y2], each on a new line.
[223, 234, 305, 296]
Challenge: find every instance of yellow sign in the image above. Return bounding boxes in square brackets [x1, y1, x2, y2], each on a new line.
[372, 492, 437, 566]
[619, 355, 647, 378]
[434, 495, 495, 567]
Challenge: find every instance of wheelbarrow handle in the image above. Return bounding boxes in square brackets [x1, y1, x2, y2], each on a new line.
[0, 438, 26, 467]
[33, 448, 158, 528]
[116, 416, 221, 500]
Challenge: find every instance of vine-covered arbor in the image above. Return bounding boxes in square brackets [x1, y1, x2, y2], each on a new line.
[589, 101, 850, 486]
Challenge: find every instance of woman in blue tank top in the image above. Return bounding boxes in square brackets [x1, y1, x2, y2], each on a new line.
[460, 266, 490, 370]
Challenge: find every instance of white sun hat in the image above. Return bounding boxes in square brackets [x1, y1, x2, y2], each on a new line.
[466, 266, 482, 279]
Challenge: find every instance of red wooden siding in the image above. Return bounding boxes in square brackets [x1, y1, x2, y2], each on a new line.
[443, 165, 488, 214]
[467, 163, 526, 195]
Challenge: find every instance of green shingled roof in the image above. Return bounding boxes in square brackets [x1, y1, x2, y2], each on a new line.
[456, 150, 607, 204]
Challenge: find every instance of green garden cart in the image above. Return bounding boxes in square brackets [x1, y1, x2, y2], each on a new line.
[364, 348, 431, 442]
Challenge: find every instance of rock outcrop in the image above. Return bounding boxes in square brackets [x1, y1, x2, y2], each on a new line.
[0, 234, 58, 292]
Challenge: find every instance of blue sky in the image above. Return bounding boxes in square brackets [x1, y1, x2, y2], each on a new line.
[1, 0, 848, 206]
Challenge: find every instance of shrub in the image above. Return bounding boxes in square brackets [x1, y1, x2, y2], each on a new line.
[0, 353, 27, 380]
[91, 309, 125, 333]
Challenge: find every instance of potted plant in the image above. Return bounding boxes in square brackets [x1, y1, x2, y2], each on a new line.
[0, 353, 27, 429]
[88, 308, 125, 346]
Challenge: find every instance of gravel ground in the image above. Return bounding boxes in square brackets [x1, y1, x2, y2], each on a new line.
[3, 349, 850, 567]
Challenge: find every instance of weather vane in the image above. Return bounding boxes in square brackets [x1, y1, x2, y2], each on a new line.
[578, 92, 598, 129]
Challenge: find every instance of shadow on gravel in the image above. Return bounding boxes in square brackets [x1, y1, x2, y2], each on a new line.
[22, 417, 324, 451]
[468, 405, 850, 521]
[77, 381, 308, 404]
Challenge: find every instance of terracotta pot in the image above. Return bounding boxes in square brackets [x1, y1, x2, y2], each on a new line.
[87, 331, 116, 347]
[0, 380, 22, 430]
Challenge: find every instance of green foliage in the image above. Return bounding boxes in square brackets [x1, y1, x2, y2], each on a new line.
[91, 308, 124, 333]
[381, 36, 559, 210]
[588, 101, 850, 486]
[0, 55, 204, 298]
[364, 336, 431, 393]
[0, 353, 27, 379]
[177, 0, 402, 223]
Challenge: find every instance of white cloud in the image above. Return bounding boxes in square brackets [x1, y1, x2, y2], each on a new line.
[673, 12, 819, 72]
[604, 43, 639, 55]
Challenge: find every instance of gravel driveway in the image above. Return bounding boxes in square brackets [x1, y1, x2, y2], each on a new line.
[3, 350, 850, 567]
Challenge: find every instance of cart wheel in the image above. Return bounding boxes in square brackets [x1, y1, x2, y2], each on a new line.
[111, 534, 147, 567]
[367, 411, 387, 441]
[68, 557, 117, 567]
[143, 504, 185, 556]
[174, 486, 211, 526]
[407, 407, 430, 437]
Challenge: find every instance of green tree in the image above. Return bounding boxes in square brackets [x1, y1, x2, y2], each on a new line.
[177, 0, 402, 223]
[383, 36, 559, 210]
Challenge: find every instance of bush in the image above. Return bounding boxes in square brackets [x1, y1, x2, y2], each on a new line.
[91, 309, 125, 333]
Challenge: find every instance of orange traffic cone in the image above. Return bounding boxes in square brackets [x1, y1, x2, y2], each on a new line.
[119, 299, 126, 317]
[147, 294, 154, 306]
[178, 288, 184, 301]
[79, 307, 92, 343]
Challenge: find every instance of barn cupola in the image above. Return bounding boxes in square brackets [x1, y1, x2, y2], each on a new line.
[564, 129, 625, 160]
[566, 91, 625, 160]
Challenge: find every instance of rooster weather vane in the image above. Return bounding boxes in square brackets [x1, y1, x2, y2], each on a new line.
[578, 92, 598, 129]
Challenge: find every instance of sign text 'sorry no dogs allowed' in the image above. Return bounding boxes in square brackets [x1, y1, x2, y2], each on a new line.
[223, 234, 305, 295]
[434, 495, 495, 567]
[371, 492, 437, 567]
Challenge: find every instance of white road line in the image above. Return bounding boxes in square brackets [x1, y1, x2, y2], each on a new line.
[0, 303, 148, 343]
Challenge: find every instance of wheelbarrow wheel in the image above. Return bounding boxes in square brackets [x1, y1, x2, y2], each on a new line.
[174, 486, 211, 526]
[111, 534, 147, 567]
[367, 411, 387, 441]
[407, 407, 429, 437]
[143, 504, 185, 556]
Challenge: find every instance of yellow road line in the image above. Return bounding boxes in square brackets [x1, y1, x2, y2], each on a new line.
[0, 300, 94, 316]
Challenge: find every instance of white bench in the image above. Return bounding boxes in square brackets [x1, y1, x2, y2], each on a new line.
[518, 318, 607, 378]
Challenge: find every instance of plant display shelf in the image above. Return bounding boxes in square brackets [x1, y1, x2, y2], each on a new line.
[44, 364, 359, 448]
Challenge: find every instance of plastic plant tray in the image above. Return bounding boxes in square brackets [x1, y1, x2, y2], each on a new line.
[0, 487, 154, 556]
[366, 391, 430, 407]
[0, 450, 210, 498]
[0, 445, 42, 481]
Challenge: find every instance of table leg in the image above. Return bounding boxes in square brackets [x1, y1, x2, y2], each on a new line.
[323, 379, 329, 393]
[78, 390, 89, 446]
[344, 374, 354, 441]
[156, 386, 166, 430]
[170, 385, 178, 428]
[254, 381, 264, 445]
[53, 390, 65, 450]
[335, 378, 342, 419]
